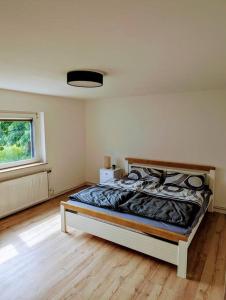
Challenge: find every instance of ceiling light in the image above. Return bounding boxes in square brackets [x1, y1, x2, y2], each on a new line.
[67, 70, 103, 88]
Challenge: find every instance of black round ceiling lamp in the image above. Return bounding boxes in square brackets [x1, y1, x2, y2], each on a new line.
[67, 70, 103, 88]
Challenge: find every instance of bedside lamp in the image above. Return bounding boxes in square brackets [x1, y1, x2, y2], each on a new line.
[104, 156, 111, 169]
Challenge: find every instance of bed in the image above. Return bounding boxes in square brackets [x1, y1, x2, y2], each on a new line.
[60, 157, 215, 278]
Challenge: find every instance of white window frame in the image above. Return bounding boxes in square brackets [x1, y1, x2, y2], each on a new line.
[0, 111, 46, 170]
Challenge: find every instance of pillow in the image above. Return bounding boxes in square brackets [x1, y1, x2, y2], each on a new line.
[127, 166, 163, 183]
[157, 185, 208, 207]
[100, 177, 144, 191]
[163, 171, 206, 190]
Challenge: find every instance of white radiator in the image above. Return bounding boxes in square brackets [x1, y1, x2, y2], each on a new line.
[0, 171, 49, 218]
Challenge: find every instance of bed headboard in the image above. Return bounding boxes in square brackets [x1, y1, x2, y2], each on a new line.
[125, 157, 216, 211]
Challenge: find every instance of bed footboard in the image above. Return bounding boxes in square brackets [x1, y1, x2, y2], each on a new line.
[61, 204, 190, 278]
[65, 209, 179, 265]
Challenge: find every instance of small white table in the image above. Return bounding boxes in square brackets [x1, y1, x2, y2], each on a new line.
[99, 168, 123, 184]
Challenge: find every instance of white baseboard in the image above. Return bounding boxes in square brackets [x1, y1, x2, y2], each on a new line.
[214, 206, 226, 214]
[84, 181, 96, 186]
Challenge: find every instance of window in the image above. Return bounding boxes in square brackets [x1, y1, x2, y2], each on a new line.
[0, 112, 45, 169]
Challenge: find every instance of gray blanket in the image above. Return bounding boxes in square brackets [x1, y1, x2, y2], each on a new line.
[69, 184, 210, 227]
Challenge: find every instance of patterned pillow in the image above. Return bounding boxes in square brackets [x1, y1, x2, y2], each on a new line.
[127, 166, 163, 183]
[100, 177, 144, 191]
[163, 171, 206, 190]
[157, 185, 207, 207]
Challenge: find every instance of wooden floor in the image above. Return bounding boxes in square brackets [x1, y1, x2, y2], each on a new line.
[0, 192, 226, 300]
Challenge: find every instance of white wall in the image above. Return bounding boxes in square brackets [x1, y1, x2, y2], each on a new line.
[85, 90, 226, 209]
[1, 88, 226, 209]
[0, 89, 85, 195]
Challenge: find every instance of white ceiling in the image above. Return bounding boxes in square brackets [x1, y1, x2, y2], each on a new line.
[0, 0, 226, 99]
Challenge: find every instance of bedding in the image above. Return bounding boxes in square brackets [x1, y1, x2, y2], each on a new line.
[141, 182, 211, 207]
[127, 166, 163, 183]
[100, 177, 210, 207]
[102, 177, 145, 190]
[69, 180, 211, 227]
[101, 175, 160, 192]
[118, 192, 200, 227]
[69, 185, 134, 210]
[163, 171, 206, 191]
[67, 199, 208, 235]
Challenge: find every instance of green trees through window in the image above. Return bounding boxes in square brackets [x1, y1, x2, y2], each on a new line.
[0, 120, 33, 164]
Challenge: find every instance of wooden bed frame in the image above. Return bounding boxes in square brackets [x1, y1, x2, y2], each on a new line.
[60, 158, 215, 278]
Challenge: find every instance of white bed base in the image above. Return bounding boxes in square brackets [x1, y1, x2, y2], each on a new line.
[61, 160, 215, 279]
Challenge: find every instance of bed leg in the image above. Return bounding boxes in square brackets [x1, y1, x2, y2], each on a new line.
[177, 240, 188, 278]
[60, 204, 67, 233]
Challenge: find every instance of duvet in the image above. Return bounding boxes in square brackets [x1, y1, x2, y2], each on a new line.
[69, 181, 211, 228]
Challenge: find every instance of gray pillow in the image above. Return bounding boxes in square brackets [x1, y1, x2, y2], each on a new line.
[163, 171, 206, 190]
[127, 166, 163, 183]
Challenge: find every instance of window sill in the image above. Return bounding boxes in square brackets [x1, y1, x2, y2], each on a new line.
[0, 162, 49, 174]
